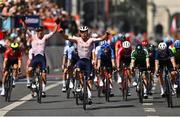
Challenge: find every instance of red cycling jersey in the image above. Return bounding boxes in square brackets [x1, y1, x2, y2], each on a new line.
[4, 48, 22, 60]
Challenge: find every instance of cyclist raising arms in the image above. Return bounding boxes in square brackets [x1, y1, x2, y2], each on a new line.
[21, 20, 59, 97]
[62, 26, 109, 104]
[1, 42, 22, 96]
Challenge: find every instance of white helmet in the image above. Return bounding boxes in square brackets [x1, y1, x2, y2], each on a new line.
[158, 42, 167, 50]
[79, 26, 88, 32]
[91, 33, 98, 38]
[122, 41, 131, 49]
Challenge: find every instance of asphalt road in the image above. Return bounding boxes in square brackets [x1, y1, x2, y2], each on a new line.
[1, 75, 180, 116]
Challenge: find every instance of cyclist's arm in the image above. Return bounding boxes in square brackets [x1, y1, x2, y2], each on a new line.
[3, 50, 9, 71]
[63, 34, 78, 43]
[92, 32, 109, 42]
[3, 59, 7, 71]
[169, 49, 177, 69]
[130, 50, 136, 69]
[145, 49, 150, 68]
[44, 25, 58, 40]
[116, 47, 123, 69]
[97, 49, 102, 70]
[155, 51, 159, 72]
[18, 52, 22, 70]
[110, 47, 116, 68]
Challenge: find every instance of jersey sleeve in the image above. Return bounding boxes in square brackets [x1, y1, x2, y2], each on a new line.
[131, 50, 136, 60]
[168, 48, 174, 58]
[155, 51, 159, 60]
[144, 49, 149, 58]
[67, 47, 74, 60]
[110, 47, 115, 59]
[97, 48, 102, 59]
[44, 32, 55, 40]
[4, 49, 9, 59]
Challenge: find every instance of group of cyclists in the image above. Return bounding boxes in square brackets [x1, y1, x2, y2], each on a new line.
[61, 26, 180, 104]
[0, 21, 180, 106]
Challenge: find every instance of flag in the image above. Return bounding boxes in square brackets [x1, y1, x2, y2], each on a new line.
[170, 16, 177, 34]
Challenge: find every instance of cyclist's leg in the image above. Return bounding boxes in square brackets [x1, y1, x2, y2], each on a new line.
[1, 70, 8, 96]
[39, 55, 47, 95]
[62, 55, 68, 91]
[1, 59, 11, 95]
[158, 64, 164, 96]
[26, 58, 32, 87]
[12, 63, 18, 86]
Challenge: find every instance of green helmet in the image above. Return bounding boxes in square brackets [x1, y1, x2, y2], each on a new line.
[120, 35, 126, 42]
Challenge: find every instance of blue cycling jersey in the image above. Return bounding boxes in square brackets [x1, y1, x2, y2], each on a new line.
[97, 45, 115, 60]
[155, 49, 174, 61]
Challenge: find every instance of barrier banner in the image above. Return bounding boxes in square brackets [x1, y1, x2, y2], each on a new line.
[14, 15, 40, 29]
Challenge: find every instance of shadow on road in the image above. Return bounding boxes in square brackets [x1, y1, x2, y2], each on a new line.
[88, 104, 135, 110]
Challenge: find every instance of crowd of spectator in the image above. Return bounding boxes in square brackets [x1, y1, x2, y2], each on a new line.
[0, 0, 79, 53]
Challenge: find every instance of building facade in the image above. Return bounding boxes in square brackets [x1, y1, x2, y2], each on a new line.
[147, 0, 180, 36]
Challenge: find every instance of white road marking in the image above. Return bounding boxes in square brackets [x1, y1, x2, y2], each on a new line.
[0, 81, 63, 116]
[143, 103, 153, 106]
[144, 108, 156, 112]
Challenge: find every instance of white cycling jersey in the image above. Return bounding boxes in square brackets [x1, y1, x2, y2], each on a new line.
[27, 31, 54, 56]
[67, 36, 103, 59]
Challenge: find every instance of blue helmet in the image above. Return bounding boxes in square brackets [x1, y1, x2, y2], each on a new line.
[101, 43, 110, 50]
[163, 36, 174, 46]
[174, 40, 180, 49]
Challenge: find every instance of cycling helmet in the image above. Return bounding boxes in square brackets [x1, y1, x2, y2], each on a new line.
[148, 44, 155, 51]
[120, 35, 126, 42]
[79, 26, 88, 32]
[158, 42, 167, 50]
[164, 36, 174, 46]
[122, 41, 131, 49]
[136, 44, 143, 53]
[101, 43, 110, 50]
[174, 40, 180, 49]
[141, 40, 149, 47]
[10, 42, 19, 50]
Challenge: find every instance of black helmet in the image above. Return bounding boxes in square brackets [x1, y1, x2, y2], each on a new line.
[136, 44, 143, 54]
[120, 35, 126, 42]
[148, 44, 155, 51]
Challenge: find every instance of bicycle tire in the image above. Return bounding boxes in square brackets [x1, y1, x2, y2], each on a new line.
[7, 76, 13, 102]
[97, 85, 101, 97]
[66, 78, 71, 99]
[138, 73, 144, 103]
[176, 70, 180, 98]
[37, 76, 42, 104]
[105, 77, 110, 102]
[165, 75, 173, 108]
[146, 71, 152, 95]
[122, 69, 128, 101]
[83, 76, 87, 110]
[5, 79, 9, 102]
